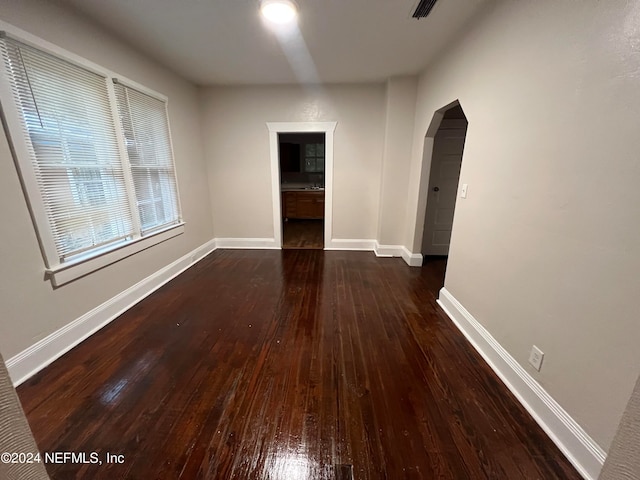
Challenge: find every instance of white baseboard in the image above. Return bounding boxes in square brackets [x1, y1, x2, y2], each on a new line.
[302, 239, 421, 267]
[401, 247, 423, 267]
[437, 288, 606, 480]
[374, 242, 403, 257]
[325, 239, 376, 251]
[6, 239, 217, 387]
[373, 243, 424, 267]
[214, 237, 279, 249]
[212, 237, 420, 269]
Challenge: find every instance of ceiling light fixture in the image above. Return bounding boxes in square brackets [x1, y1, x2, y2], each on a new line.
[260, 0, 298, 25]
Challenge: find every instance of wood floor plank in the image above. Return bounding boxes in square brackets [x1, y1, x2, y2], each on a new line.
[17, 250, 582, 479]
[283, 220, 324, 249]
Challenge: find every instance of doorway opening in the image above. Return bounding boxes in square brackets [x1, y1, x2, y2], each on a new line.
[419, 102, 468, 269]
[279, 133, 325, 249]
[267, 121, 336, 249]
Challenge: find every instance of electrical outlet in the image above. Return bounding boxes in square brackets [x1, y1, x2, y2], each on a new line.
[461, 183, 468, 198]
[528, 345, 544, 371]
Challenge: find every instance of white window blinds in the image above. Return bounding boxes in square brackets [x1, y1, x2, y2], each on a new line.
[114, 82, 180, 234]
[0, 32, 184, 282]
[1, 37, 135, 260]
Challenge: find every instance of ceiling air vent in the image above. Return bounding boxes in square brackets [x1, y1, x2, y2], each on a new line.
[412, 0, 438, 18]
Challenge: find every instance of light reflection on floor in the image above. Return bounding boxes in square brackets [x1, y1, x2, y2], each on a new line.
[98, 350, 158, 407]
[264, 448, 317, 480]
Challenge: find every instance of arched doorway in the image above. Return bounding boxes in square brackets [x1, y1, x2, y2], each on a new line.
[415, 102, 468, 263]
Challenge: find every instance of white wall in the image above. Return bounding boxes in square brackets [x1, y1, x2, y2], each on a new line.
[377, 76, 418, 246]
[405, 0, 640, 450]
[200, 84, 385, 241]
[0, 0, 214, 360]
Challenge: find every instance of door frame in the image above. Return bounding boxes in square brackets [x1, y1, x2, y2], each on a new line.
[267, 121, 337, 248]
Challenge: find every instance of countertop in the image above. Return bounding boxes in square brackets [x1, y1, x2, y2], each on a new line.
[281, 185, 325, 192]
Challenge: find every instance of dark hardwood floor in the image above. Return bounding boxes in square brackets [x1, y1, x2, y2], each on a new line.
[282, 220, 324, 249]
[17, 250, 581, 479]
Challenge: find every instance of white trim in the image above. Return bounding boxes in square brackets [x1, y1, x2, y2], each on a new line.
[112, 77, 168, 103]
[373, 243, 404, 257]
[437, 288, 606, 480]
[401, 247, 423, 267]
[47, 223, 185, 287]
[0, 20, 180, 286]
[0, 32, 62, 268]
[0, 23, 113, 78]
[213, 238, 416, 264]
[6, 239, 217, 386]
[108, 78, 144, 236]
[266, 121, 337, 249]
[0, 22, 169, 101]
[214, 238, 279, 249]
[324, 239, 376, 251]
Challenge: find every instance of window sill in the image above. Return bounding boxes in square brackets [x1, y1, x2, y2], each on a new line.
[46, 222, 185, 287]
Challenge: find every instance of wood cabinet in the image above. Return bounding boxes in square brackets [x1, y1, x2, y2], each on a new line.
[282, 191, 324, 219]
[283, 191, 297, 218]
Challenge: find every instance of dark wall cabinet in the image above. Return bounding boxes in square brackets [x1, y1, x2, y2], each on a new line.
[282, 191, 325, 219]
[280, 143, 301, 173]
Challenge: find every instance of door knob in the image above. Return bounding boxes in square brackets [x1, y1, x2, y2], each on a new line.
[433, 186, 440, 192]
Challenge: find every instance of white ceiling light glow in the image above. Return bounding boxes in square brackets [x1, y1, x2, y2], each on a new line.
[260, 0, 298, 25]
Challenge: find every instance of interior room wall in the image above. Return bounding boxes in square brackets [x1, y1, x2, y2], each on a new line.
[377, 76, 418, 246]
[0, 0, 214, 362]
[200, 84, 385, 241]
[599, 372, 640, 480]
[404, 0, 640, 451]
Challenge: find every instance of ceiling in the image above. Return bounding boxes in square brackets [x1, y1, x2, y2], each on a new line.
[61, 0, 487, 86]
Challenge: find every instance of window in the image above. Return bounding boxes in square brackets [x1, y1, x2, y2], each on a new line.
[114, 82, 181, 234]
[0, 33, 183, 285]
[303, 142, 324, 172]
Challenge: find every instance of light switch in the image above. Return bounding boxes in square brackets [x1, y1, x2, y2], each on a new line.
[461, 183, 468, 198]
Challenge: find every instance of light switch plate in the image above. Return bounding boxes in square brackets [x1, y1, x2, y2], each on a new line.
[461, 183, 468, 198]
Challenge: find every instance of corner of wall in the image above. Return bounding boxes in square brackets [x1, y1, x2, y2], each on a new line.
[376, 75, 419, 248]
[438, 287, 606, 480]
